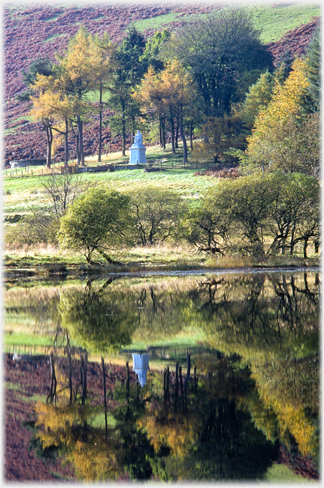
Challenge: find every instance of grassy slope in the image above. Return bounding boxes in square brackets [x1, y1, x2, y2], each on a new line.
[3, 144, 319, 270]
[132, 3, 320, 43]
[3, 145, 216, 216]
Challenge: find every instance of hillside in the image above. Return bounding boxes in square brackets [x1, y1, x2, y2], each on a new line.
[4, 3, 320, 168]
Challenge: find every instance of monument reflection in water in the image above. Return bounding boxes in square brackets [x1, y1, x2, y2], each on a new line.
[132, 353, 150, 388]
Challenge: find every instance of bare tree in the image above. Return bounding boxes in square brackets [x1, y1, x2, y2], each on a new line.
[41, 171, 94, 219]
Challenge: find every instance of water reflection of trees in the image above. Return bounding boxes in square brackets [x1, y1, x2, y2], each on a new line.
[33, 354, 281, 481]
[7, 272, 319, 359]
[193, 272, 320, 358]
[59, 279, 138, 354]
[4, 286, 61, 334]
[10, 272, 319, 478]
[190, 272, 320, 466]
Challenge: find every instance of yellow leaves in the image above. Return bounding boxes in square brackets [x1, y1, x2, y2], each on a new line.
[139, 411, 198, 459]
[34, 400, 120, 481]
[247, 57, 310, 155]
[68, 438, 118, 481]
[275, 404, 317, 458]
[30, 27, 111, 135]
[135, 60, 194, 115]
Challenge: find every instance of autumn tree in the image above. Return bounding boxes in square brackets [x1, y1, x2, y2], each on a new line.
[17, 56, 56, 168]
[30, 73, 73, 167]
[134, 66, 167, 149]
[56, 27, 104, 165]
[242, 57, 315, 174]
[135, 60, 195, 162]
[91, 33, 114, 162]
[34, 401, 120, 481]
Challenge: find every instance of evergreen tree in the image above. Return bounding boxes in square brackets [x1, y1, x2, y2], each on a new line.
[139, 29, 171, 73]
[109, 27, 146, 155]
[304, 26, 321, 113]
[16, 56, 54, 102]
[240, 70, 274, 129]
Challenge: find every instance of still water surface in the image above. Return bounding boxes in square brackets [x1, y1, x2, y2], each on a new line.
[4, 269, 320, 481]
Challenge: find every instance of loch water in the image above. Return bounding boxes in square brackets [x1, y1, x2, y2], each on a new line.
[4, 269, 320, 481]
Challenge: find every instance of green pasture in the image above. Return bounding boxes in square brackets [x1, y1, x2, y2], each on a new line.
[132, 3, 320, 44]
[3, 144, 217, 217]
[132, 12, 181, 32]
[4, 332, 54, 348]
[248, 3, 320, 44]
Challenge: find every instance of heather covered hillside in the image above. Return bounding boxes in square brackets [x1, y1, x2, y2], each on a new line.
[4, 3, 320, 167]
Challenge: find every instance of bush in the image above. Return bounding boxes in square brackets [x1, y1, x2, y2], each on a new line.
[59, 187, 131, 263]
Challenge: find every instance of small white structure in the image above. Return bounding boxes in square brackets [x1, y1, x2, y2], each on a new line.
[132, 353, 150, 388]
[129, 130, 146, 165]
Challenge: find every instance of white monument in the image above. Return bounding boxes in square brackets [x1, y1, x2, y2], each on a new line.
[129, 130, 146, 165]
[132, 353, 150, 388]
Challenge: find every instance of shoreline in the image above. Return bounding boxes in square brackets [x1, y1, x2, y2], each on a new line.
[4, 260, 320, 281]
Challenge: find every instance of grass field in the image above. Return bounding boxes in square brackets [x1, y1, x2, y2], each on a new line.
[132, 3, 320, 43]
[3, 142, 319, 272]
[3, 144, 216, 218]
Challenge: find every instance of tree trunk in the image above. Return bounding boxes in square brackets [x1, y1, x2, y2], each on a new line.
[174, 362, 179, 409]
[76, 129, 81, 166]
[160, 116, 166, 149]
[98, 84, 103, 163]
[101, 357, 108, 435]
[303, 237, 309, 259]
[78, 117, 84, 166]
[163, 117, 166, 149]
[122, 114, 126, 157]
[170, 117, 175, 153]
[68, 350, 73, 405]
[48, 353, 57, 404]
[289, 226, 296, 255]
[159, 118, 163, 148]
[81, 351, 87, 405]
[175, 115, 179, 148]
[179, 365, 184, 404]
[179, 115, 187, 165]
[46, 126, 53, 169]
[64, 119, 69, 168]
[184, 352, 190, 401]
